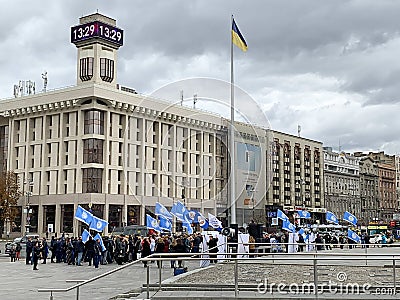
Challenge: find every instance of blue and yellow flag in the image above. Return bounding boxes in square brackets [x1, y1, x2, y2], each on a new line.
[232, 18, 248, 52]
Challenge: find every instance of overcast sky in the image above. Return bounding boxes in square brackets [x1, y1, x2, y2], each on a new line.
[1, 0, 400, 155]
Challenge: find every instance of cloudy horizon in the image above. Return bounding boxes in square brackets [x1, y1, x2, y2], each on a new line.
[1, 0, 400, 155]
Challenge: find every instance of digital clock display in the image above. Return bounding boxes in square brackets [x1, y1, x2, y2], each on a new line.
[71, 21, 124, 46]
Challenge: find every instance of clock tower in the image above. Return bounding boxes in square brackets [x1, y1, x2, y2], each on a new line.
[71, 13, 124, 87]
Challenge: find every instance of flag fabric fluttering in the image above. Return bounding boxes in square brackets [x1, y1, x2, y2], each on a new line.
[297, 210, 311, 219]
[158, 215, 172, 232]
[146, 214, 161, 232]
[347, 229, 361, 243]
[74, 205, 93, 225]
[185, 210, 201, 224]
[282, 220, 296, 233]
[277, 209, 289, 221]
[343, 211, 358, 226]
[208, 213, 223, 230]
[232, 18, 248, 52]
[197, 213, 209, 230]
[81, 229, 91, 244]
[89, 215, 108, 232]
[170, 201, 189, 222]
[182, 219, 193, 234]
[155, 202, 173, 220]
[93, 233, 106, 251]
[326, 211, 339, 225]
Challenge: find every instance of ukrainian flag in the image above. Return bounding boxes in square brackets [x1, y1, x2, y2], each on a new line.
[232, 18, 248, 52]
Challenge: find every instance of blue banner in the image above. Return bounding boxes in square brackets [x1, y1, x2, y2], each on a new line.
[326, 211, 338, 225]
[155, 202, 173, 220]
[93, 233, 106, 251]
[343, 211, 358, 226]
[277, 209, 289, 221]
[182, 219, 193, 234]
[171, 201, 189, 222]
[348, 229, 360, 243]
[185, 210, 201, 224]
[297, 210, 311, 219]
[158, 215, 172, 232]
[74, 205, 93, 225]
[198, 213, 209, 230]
[81, 229, 91, 244]
[89, 215, 108, 232]
[282, 220, 296, 233]
[208, 213, 222, 229]
[146, 214, 161, 232]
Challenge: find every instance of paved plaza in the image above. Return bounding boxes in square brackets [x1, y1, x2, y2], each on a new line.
[1, 242, 400, 300]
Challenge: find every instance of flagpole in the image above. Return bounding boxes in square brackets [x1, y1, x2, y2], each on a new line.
[230, 14, 236, 225]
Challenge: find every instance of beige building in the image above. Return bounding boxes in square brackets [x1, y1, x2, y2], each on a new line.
[267, 131, 325, 224]
[0, 13, 228, 237]
[323, 147, 361, 224]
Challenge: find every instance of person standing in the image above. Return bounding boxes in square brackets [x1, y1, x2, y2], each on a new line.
[15, 242, 22, 260]
[75, 236, 85, 266]
[41, 237, 49, 264]
[85, 236, 95, 266]
[93, 239, 102, 268]
[50, 236, 57, 263]
[207, 236, 218, 264]
[141, 237, 151, 268]
[32, 241, 42, 271]
[26, 237, 33, 265]
[155, 237, 165, 268]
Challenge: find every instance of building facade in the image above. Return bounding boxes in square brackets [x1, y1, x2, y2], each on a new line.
[358, 157, 379, 224]
[267, 131, 325, 224]
[323, 147, 361, 224]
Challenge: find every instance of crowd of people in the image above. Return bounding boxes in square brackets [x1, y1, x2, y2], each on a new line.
[17, 228, 396, 271]
[21, 232, 208, 271]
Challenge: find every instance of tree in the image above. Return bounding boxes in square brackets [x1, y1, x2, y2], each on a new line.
[0, 171, 22, 234]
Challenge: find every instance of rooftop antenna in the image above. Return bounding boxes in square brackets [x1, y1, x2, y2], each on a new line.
[338, 139, 342, 152]
[180, 90, 183, 106]
[193, 94, 197, 109]
[297, 125, 301, 137]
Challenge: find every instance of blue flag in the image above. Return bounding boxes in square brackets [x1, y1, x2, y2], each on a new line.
[171, 201, 189, 222]
[146, 214, 161, 232]
[158, 215, 172, 232]
[348, 229, 360, 243]
[277, 209, 289, 221]
[343, 211, 358, 226]
[297, 210, 311, 219]
[155, 202, 173, 220]
[298, 228, 305, 235]
[93, 233, 106, 251]
[89, 215, 108, 232]
[74, 205, 93, 225]
[81, 229, 91, 244]
[182, 219, 193, 234]
[185, 210, 201, 224]
[197, 213, 209, 230]
[282, 220, 296, 233]
[208, 213, 223, 230]
[326, 211, 338, 225]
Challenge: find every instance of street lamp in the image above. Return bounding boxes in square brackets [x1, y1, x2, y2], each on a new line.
[24, 178, 33, 234]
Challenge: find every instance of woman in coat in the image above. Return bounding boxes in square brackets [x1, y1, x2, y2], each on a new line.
[141, 237, 151, 267]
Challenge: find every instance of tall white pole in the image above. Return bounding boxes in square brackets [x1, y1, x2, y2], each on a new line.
[230, 15, 236, 225]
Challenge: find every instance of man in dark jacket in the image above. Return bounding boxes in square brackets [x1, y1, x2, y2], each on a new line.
[41, 237, 49, 264]
[26, 237, 33, 265]
[207, 236, 219, 263]
[32, 241, 42, 270]
[75, 236, 85, 266]
[50, 236, 57, 263]
[85, 236, 95, 266]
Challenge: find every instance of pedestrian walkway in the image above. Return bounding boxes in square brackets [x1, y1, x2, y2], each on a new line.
[0, 256, 199, 300]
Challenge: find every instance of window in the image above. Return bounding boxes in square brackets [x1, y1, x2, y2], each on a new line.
[83, 139, 104, 163]
[80, 57, 94, 81]
[84, 110, 104, 134]
[82, 168, 103, 193]
[100, 58, 114, 82]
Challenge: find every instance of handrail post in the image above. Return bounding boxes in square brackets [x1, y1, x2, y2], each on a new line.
[146, 263, 150, 299]
[234, 258, 239, 298]
[393, 258, 396, 290]
[313, 256, 318, 299]
[50, 291, 53, 300]
[365, 245, 368, 266]
[76, 286, 80, 300]
[159, 257, 162, 291]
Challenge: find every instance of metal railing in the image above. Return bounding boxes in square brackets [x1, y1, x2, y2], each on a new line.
[37, 242, 400, 299]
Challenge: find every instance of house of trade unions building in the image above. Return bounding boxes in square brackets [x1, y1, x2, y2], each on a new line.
[0, 13, 325, 237]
